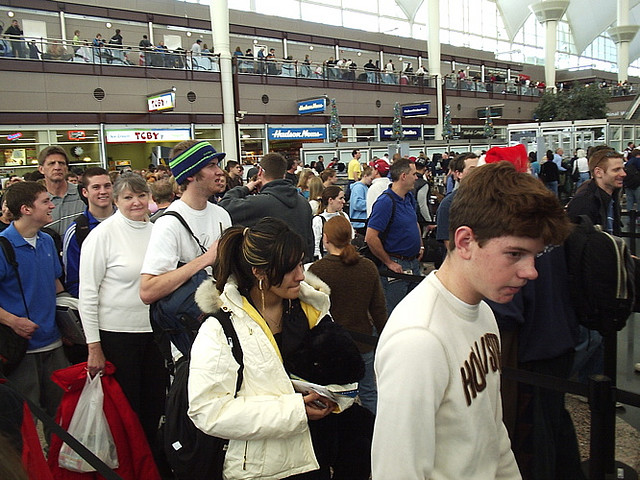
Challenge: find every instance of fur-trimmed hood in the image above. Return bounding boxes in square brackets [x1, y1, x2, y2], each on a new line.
[194, 270, 331, 319]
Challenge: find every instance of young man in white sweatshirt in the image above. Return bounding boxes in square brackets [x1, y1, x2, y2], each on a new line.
[372, 161, 572, 479]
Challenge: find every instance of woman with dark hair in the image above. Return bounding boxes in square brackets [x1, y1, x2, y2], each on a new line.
[309, 215, 386, 415]
[188, 217, 338, 479]
[312, 185, 350, 259]
[79, 172, 166, 448]
[190, 217, 366, 480]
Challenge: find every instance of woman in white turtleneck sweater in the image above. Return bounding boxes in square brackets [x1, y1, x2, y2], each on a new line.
[79, 172, 166, 448]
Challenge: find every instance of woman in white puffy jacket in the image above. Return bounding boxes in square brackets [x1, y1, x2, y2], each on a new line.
[188, 217, 336, 480]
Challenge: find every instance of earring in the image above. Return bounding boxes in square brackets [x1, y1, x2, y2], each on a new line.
[259, 278, 265, 312]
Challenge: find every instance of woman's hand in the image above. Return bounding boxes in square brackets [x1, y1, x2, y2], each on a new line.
[303, 391, 336, 420]
[87, 342, 106, 377]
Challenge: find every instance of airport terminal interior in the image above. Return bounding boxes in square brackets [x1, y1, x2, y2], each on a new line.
[1, 0, 640, 477]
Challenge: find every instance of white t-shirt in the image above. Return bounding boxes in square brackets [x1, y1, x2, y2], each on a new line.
[372, 272, 521, 480]
[366, 177, 391, 217]
[312, 210, 351, 259]
[141, 199, 231, 277]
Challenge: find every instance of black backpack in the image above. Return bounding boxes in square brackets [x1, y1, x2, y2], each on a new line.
[163, 310, 244, 480]
[149, 211, 208, 361]
[564, 215, 636, 335]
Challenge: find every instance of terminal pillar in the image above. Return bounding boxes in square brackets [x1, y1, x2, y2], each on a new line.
[427, 0, 443, 140]
[210, 0, 238, 161]
[608, 0, 639, 84]
[529, 0, 570, 93]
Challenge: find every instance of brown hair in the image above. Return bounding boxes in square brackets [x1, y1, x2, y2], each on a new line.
[318, 185, 342, 214]
[37, 146, 69, 167]
[320, 168, 336, 183]
[323, 215, 359, 266]
[588, 148, 621, 174]
[150, 178, 176, 204]
[214, 217, 304, 294]
[260, 153, 287, 180]
[4, 181, 47, 219]
[448, 162, 572, 251]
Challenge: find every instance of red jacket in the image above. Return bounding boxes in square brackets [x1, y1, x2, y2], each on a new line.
[0, 378, 53, 480]
[47, 362, 161, 480]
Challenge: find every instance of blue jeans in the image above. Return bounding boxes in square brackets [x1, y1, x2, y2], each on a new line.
[358, 349, 377, 415]
[545, 181, 558, 196]
[570, 326, 603, 384]
[626, 186, 640, 211]
[380, 257, 421, 316]
[576, 172, 589, 189]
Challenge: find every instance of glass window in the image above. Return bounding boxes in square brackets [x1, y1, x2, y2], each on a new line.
[256, 0, 301, 19]
[301, 4, 343, 26]
[347, 0, 378, 14]
[343, 11, 379, 30]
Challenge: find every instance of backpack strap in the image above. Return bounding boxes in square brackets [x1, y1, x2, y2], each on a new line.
[314, 214, 327, 257]
[2, 378, 124, 480]
[0, 237, 30, 318]
[73, 213, 91, 250]
[378, 191, 397, 242]
[161, 211, 207, 255]
[212, 310, 244, 396]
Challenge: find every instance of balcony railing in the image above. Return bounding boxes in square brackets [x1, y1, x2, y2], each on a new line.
[0, 35, 635, 98]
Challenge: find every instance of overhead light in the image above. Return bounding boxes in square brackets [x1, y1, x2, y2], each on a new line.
[105, 22, 112, 28]
[186, 31, 192, 37]
[309, 46, 314, 51]
[7, 11, 15, 18]
[357, 52, 361, 56]
[253, 39, 258, 44]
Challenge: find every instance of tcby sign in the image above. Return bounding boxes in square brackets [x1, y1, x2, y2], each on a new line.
[7, 132, 22, 141]
[105, 129, 191, 143]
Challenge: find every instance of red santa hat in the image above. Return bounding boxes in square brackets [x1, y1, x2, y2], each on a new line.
[484, 144, 529, 173]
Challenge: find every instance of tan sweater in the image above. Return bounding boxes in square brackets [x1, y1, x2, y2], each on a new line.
[309, 254, 387, 352]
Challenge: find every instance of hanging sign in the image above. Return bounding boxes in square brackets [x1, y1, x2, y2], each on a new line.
[105, 128, 191, 143]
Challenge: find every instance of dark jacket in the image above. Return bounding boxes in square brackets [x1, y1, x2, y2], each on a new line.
[566, 179, 622, 235]
[219, 179, 314, 261]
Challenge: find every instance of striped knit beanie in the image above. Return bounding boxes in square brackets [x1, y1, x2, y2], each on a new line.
[169, 141, 226, 185]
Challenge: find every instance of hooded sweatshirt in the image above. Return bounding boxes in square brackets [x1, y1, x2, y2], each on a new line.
[219, 179, 314, 261]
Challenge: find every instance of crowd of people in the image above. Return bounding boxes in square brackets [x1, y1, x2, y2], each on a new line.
[0, 138, 639, 480]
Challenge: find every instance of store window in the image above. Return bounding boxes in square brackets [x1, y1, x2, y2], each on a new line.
[239, 127, 265, 165]
[0, 127, 101, 178]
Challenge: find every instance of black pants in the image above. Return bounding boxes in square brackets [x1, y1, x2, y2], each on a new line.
[99, 331, 168, 448]
[515, 351, 586, 480]
[289, 404, 374, 480]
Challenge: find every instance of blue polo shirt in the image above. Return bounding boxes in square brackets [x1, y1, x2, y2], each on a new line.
[368, 187, 421, 257]
[0, 224, 62, 350]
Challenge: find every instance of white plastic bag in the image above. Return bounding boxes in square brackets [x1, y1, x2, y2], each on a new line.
[59, 373, 119, 472]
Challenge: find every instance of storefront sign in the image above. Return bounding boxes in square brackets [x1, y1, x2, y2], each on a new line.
[147, 91, 176, 113]
[7, 132, 22, 141]
[105, 129, 191, 143]
[268, 127, 326, 140]
[68, 130, 86, 141]
[297, 98, 327, 115]
[402, 103, 430, 117]
[379, 126, 423, 140]
[476, 107, 503, 119]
